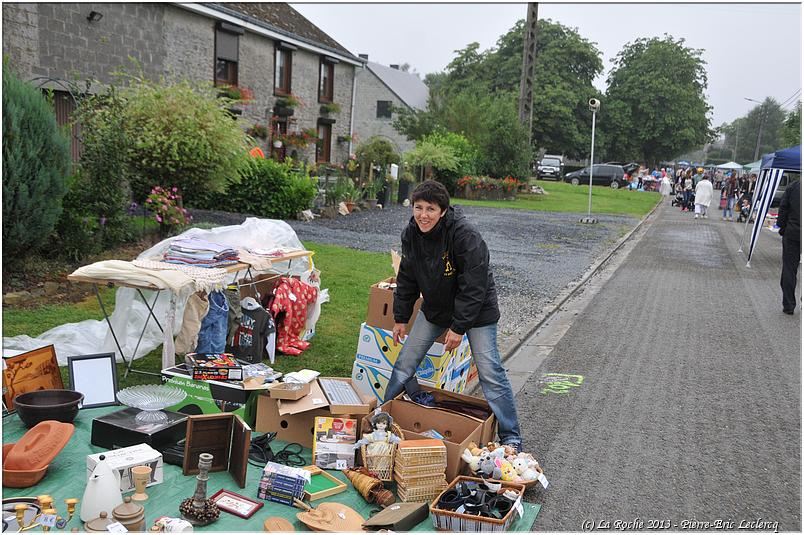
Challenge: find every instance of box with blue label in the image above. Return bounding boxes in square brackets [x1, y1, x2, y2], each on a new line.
[355, 322, 472, 385]
[351, 358, 473, 402]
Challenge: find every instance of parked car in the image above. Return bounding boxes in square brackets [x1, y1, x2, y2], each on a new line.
[537, 156, 564, 180]
[771, 173, 800, 207]
[564, 164, 627, 189]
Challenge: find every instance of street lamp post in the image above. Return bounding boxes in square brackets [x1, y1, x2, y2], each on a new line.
[580, 98, 600, 224]
[745, 97, 765, 161]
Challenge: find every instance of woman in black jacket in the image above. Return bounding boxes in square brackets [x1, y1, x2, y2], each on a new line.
[383, 180, 522, 451]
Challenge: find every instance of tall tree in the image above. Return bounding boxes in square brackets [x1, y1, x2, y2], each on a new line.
[780, 100, 801, 149]
[600, 35, 714, 165]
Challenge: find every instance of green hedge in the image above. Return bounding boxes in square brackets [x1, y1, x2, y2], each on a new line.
[218, 158, 317, 219]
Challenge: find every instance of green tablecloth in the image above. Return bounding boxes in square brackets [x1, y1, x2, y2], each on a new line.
[2, 407, 540, 531]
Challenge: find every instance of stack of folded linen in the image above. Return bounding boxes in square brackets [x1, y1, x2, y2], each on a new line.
[163, 237, 239, 268]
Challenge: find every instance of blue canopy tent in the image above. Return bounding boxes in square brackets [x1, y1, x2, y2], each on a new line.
[740, 145, 801, 265]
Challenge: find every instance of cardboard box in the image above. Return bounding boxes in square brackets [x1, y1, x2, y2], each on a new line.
[255, 380, 372, 449]
[185, 353, 243, 381]
[268, 381, 311, 400]
[355, 323, 472, 384]
[87, 444, 163, 492]
[162, 364, 265, 427]
[351, 357, 473, 402]
[365, 399, 483, 482]
[313, 416, 357, 469]
[395, 385, 497, 447]
[366, 277, 423, 332]
[256, 394, 332, 448]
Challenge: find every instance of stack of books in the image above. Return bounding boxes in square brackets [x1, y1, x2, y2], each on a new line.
[393, 439, 448, 503]
[257, 462, 310, 506]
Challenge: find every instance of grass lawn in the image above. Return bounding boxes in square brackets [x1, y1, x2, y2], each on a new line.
[2, 240, 394, 387]
[453, 179, 660, 217]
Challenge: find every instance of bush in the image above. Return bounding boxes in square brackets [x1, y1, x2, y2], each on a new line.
[123, 77, 250, 205]
[418, 131, 480, 194]
[475, 96, 533, 179]
[355, 137, 401, 172]
[2, 64, 71, 262]
[224, 158, 317, 218]
[59, 87, 132, 256]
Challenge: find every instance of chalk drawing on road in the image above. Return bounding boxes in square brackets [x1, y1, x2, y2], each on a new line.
[539, 373, 584, 395]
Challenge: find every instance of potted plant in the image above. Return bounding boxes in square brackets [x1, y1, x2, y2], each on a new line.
[274, 93, 302, 116]
[343, 180, 361, 213]
[361, 178, 382, 210]
[246, 123, 269, 140]
[320, 102, 341, 115]
[397, 169, 416, 204]
[218, 85, 253, 102]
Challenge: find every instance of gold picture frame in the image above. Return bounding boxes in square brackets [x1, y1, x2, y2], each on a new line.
[2, 345, 63, 412]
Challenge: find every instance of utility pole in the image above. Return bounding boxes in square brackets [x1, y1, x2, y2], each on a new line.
[734, 126, 739, 161]
[518, 2, 538, 145]
[754, 107, 765, 161]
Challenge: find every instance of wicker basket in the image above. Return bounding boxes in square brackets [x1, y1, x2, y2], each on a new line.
[360, 422, 404, 482]
[397, 479, 447, 503]
[395, 443, 447, 467]
[467, 464, 545, 490]
[429, 476, 526, 532]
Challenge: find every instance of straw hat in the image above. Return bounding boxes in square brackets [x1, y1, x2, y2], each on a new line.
[295, 501, 364, 532]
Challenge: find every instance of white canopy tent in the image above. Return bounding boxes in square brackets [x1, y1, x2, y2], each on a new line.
[716, 161, 744, 170]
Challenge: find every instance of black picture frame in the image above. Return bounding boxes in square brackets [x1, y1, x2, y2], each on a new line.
[67, 353, 119, 409]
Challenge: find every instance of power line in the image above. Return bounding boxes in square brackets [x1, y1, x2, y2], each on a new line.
[778, 88, 801, 109]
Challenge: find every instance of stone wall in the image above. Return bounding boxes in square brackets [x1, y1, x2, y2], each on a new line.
[1, 2, 357, 164]
[353, 67, 415, 155]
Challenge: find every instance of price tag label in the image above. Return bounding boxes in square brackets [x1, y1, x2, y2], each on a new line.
[312, 398, 324, 405]
[513, 497, 524, 518]
[335, 459, 348, 470]
[39, 515, 57, 528]
[537, 472, 549, 489]
[106, 521, 128, 532]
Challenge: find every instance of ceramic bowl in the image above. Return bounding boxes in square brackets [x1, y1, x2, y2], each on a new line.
[2, 443, 49, 488]
[13, 389, 84, 428]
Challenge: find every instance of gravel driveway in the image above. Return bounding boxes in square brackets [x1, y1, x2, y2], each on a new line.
[191, 205, 638, 350]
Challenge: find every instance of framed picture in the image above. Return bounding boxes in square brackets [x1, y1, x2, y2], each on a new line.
[67, 353, 118, 409]
[2, 345, 64, 412]
[210, 489, 263, 519]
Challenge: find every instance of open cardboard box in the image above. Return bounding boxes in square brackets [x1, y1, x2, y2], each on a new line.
[364, 399, 483, 481]
[367, 277, 432, 335]
[395, 385, 497, 446]
[268, 381, 312, 400]
[256, 379, 376, 448]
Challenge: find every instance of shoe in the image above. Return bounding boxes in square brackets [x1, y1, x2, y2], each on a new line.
[783, 309, 794, 315]
[703, 215, 708, 219]
[694, 214, 699, 219]
[722, 217, 726, 221]
[502, 441, 522, 454]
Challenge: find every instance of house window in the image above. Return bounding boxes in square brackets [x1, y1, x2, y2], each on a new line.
[376, 100, 392, 119]
[215, 28, 239, 86]
[316, 122, 332, 163]
[319, 59, 334, 102]
[275, 47, 293, 95]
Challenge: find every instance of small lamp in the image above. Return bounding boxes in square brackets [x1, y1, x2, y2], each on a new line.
[87, 10, 103, 23]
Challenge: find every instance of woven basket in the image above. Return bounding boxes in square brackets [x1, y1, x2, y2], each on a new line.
[360, 422, 404, 482]
[429, 476, 526, 532]
[397, 479, 447, 503]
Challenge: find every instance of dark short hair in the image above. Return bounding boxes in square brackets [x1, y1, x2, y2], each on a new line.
[411, 180, 450, 211]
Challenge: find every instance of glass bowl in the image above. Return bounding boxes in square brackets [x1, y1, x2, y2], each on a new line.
[116, 385, 186, 423]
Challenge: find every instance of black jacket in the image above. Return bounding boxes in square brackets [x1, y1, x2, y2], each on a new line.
[778, 179, 800, 241]
[393, 206, 499, 335]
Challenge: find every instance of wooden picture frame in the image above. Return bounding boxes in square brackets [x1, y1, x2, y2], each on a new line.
[2, 345, 64, 412]
[210, 489, 263, 519]
[67, 353, 118, 409]
[302, 465, 347, 501]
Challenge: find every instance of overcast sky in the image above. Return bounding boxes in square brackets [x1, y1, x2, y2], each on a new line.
[291, 2, 802, 127]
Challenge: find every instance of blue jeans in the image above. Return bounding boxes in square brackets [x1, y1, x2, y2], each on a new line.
[195, 291, 229, 354]
[722, 195, 735, 219]
[383, 313, 522, 447]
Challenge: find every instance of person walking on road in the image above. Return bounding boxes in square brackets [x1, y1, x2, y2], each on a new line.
[683, 170, 694, 212]
[659, 169, 673, 199]
[383, 180, 523, 451]
[694, 174, 714, 219]
[721, 175, 738, 221]
[777, 179, 800, 315]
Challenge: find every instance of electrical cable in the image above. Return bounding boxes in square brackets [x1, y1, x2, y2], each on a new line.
[248, 432, 306, 468]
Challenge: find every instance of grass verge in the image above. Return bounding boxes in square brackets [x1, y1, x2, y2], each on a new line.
[453, 179, 660, 217]
[2, 240, 393, 387]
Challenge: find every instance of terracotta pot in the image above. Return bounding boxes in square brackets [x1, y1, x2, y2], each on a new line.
[2, 443, 49, 488]
[3, 421, 74, 471]
[344, 201, 356, 213]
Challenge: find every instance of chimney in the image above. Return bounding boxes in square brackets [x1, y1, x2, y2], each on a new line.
[359, 54, 368, 60]
[390, 64, 399, 70]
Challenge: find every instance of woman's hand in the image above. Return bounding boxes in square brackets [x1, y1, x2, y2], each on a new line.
[444, 329, 462, 352]
[392, 323, 407, 346]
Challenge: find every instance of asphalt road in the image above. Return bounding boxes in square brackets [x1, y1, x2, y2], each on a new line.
[518, 201, 801, 531]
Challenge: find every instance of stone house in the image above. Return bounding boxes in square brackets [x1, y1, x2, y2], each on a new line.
[1, 2, 364, 164]
[353, 57, 429, 155]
